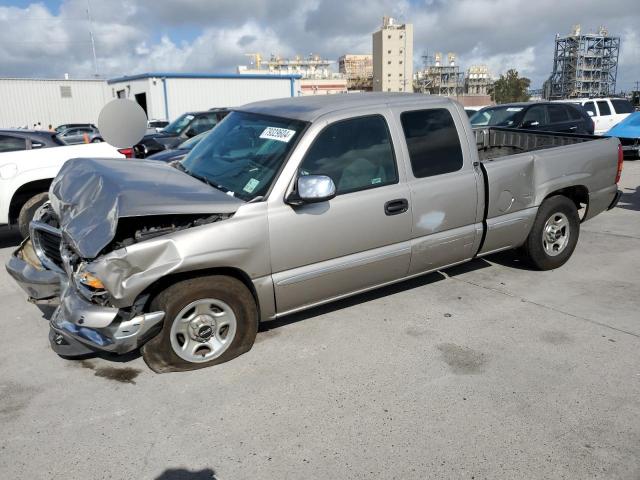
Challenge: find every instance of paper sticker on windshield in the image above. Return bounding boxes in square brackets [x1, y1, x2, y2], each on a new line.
[506, 107, 523, 112]
[259, 127, 296, 143]
[243, 178, 260, 193]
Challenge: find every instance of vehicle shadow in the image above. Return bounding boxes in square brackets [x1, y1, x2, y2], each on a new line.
[0, 227, 22, 249]
[618, 186, 640, 212]
[155, 468, 217, 480]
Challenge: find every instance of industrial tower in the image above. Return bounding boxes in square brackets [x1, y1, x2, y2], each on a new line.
[547, 25, 620, 100]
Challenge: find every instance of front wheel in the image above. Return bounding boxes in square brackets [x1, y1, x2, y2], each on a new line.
[522, 195, 580, 270]
[141, 275, 258, 373]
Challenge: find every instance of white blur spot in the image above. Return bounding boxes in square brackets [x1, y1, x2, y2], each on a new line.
[0, 163, 18, 180]
[417, 211, 445, 232]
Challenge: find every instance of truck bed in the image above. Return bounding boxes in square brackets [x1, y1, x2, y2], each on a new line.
[475, 127, 601, 161]
[472, 127, 620, 256]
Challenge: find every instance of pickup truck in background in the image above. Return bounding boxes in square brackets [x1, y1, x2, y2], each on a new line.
[555, 97, 635, 135]
[0, 142, 125, 237]
[6, 94, 622, 373]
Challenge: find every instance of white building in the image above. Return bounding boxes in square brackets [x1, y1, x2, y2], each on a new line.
[0, 78, 109, 129]
[106, 73, 301, 121]
[372, 17, 414, 93]
[0, 73, 301, 128]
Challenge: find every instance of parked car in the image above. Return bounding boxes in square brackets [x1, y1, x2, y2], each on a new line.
[606, 111, 640, 159]
[134, 108, 229, 158]
[555, 98, 634, 135]
[0, 142, 125, 237]
[6, 94, 622, 373]
[0, 129, 65, 152]
[54, 123, 97, 133]
[146, 119, 169, 134]
[470, 102, 594, 134]
[56, 126, 103, 145]
[146, 131, 209, 163]
[464, 106, 485, 117]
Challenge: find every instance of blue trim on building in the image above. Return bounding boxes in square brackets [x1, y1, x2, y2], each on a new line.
[107, 72, 302, 84]
[161, 77, 169, 120]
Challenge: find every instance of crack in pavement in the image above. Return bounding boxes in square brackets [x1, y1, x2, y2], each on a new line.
[444, 274, 640, 339]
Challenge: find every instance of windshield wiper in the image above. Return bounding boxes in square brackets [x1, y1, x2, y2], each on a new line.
[187, 170, 229, 193]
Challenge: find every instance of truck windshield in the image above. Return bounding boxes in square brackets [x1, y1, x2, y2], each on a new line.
[470, 106, 524, 127]
[163, 113, 195, 135]
[181, 111, 306, 202]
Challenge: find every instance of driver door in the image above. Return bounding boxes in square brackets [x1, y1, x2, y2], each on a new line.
[268, 113, 412, 314]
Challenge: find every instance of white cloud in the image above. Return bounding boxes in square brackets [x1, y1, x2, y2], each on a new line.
[0, 0, 637, 90]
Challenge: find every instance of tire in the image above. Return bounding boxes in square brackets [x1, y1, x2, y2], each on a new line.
[91, 138, 102, 143]
[522, 195, 580, 270]
[17, 192, 49, 238]
[141, 275, 258, 373]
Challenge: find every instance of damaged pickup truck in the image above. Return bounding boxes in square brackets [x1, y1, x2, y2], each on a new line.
[6, 94, 623, 372]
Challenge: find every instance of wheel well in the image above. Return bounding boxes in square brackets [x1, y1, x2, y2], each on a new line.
[8, 179, 52, 224]
[544, 185, 589, 219]
[141, 267, 260, 313]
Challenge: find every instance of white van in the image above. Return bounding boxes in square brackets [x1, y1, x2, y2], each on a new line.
[556, 98, 635, 135]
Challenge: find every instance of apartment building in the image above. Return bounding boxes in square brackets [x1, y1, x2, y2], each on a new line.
[372, 16, 413, 92]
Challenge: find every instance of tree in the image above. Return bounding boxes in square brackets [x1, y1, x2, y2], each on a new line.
[490, 69, 531, 104]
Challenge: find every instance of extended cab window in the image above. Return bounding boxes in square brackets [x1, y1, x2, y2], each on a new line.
[611, 99, 634, 114]
[299, 115, 398, 195]
[400, 109, 463, 178]
[597, 101, 611, 116]
[0, 135, 27, 152]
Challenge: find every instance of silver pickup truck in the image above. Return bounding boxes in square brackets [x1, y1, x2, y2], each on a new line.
[6, 94, 623, 373]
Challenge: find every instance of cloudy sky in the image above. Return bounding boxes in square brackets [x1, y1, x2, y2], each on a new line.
[1, 0, 638, 90]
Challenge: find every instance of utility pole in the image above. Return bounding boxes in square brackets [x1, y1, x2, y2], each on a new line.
[87, 0, 99, 77]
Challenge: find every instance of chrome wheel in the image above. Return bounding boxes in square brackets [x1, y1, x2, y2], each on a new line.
[542, 212, 570, 257]
[169, 298, 237, 363]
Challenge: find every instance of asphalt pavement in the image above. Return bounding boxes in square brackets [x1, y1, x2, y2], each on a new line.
[1, 161, 639, 480]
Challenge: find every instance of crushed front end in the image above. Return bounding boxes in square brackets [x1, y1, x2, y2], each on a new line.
[5, 203, 165, 356]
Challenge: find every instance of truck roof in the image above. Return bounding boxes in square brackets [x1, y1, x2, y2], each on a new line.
[238, 93, 455, 122]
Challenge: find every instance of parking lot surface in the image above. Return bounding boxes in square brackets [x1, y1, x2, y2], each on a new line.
[1, 162, 639, 480]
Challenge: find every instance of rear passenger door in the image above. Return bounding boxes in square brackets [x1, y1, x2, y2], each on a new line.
[268, 113, 413, 314]
[546, 104, 575, 133]
[393, 106, 482, 275]
[520, 105, 548, 131]
[596, 100, 615, 132]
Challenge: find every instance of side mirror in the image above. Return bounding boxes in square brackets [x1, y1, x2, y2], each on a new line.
[287, 175, 336, 205]
[185, 129, 196, 138]
[522, 120, 539, 128]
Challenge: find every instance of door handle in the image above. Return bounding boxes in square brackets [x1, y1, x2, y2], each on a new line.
[384, 198, 409, 216]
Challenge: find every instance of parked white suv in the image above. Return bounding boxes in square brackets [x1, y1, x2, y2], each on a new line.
[0, 142, 124, 237]
[556, 98, 635, 135]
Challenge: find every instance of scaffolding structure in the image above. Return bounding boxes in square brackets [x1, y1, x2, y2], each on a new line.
[548, 25, 620, 99]
[415, 53, 463, 96]
[465, 65, 492, 95]
[240, 53, 337, 79]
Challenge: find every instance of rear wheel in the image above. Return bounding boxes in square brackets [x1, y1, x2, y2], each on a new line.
[141, 275, 258, 373]
[522, 195, 580, 270]
[17, 192, 49, 238]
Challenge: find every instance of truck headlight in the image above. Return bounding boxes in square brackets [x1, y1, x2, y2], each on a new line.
[75, 266, 106, 291]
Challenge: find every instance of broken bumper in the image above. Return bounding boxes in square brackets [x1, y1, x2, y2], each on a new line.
[6, 240, 165, 357]
[5, 240, 63, 300]
[50, 288, 165, 357]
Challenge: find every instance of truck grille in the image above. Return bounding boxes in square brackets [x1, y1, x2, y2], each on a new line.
[31, 222, 64, 271]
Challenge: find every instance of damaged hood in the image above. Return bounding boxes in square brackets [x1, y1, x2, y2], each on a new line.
[50, 157, 243, 259]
